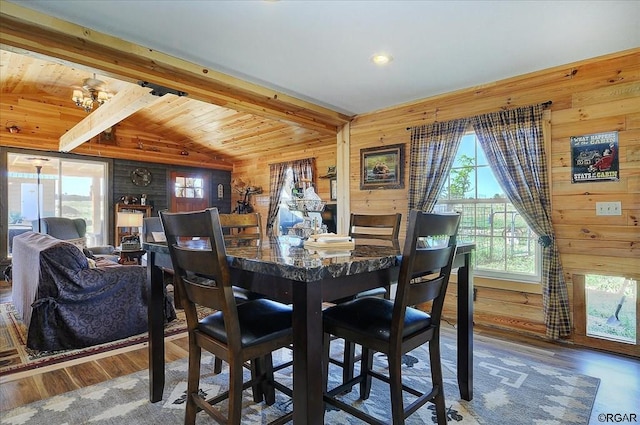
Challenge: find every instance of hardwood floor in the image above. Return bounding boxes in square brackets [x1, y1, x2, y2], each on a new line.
[1, 281, 638, 424]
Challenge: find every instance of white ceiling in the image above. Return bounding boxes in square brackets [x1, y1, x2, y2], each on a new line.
[8, 0, 640, 116]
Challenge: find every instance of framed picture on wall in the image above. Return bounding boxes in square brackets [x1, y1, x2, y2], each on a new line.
[330, 178, 337, 201]
[360, 143, 405, 190]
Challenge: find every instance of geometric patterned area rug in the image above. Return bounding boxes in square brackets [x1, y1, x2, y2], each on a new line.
[0, 328, 600, 424]
[0, 302, 188, 379]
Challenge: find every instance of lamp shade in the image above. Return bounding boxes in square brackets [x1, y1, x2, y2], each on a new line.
[116, 211, 144, 228]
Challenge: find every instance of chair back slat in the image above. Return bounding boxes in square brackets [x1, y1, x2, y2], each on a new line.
[142, 217, 163, 243]
[409, 246, 455, 279]
[349, 213, 401, 241]
[219, 213, 262, 242]
[414, 213, 460, 238]
[407, 275, 446, 305]
[160, 208, 240, 329]
[393, 210, 460, 334]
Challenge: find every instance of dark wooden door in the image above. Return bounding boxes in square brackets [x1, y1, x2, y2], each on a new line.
[170, 171, 209, 212]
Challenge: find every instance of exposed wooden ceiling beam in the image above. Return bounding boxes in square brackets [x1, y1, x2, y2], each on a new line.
[59, 83, 158, 152]
[0, 1, 351, 136]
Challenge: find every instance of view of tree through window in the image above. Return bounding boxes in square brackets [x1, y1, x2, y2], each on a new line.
[436, 134, 541, 281]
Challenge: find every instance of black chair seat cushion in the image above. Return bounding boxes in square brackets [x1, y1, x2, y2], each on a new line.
[354, 287, 386, 299]
[199, 298, 292, 347]
[323, 297, 431, 342]
[232, 286, 265, 303]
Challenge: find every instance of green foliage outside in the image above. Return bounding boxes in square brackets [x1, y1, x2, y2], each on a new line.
[585, 275, 636, 342]
[441, 154, 474, 199]
[437, 202, 537, 275]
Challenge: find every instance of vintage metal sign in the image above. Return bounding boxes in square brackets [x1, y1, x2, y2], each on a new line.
[570, 131, 619, 183]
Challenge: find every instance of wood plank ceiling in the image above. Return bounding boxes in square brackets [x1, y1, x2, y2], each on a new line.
[0, 3, 351, 170]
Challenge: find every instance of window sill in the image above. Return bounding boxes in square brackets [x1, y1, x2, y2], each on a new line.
[450, 272, 542, 294]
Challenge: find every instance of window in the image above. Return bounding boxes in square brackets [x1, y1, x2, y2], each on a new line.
[174, 176, 204, 198]
[277, 168, 304, 236]
[585, 275, 636, 343]
[436, 134, 541, 282]
[6, 153, 109, 255]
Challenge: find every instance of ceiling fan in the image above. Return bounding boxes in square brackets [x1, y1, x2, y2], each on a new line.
[71, 73, 112, 113]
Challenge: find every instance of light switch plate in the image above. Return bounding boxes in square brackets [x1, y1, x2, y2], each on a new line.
[595, 201, 622, 216]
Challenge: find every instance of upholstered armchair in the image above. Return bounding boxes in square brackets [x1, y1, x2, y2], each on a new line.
[12, 231, 176, 351]
[35, 217, 118, 262]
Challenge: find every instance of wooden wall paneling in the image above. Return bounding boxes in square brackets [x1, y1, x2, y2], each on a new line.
[572, 81, 640, 107]
[230, 136, 336, 230]
[0, 150, 7, 267]
[561, 253, 640, 276]
[551, 116, 628, 140]
[348, 49, 640, 346]
[555, 239, 637, 258]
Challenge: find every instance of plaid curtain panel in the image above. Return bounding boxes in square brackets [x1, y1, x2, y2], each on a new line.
[408, 119, 469, 213]
[266, 158, 315, 236]
[267, 163, 288, 236]
[472, 103, 571, 339]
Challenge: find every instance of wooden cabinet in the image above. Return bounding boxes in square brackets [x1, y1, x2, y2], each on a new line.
[114, 203, 152, 245]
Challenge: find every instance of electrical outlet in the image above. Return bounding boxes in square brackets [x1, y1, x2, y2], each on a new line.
[595, 201, 622, 216]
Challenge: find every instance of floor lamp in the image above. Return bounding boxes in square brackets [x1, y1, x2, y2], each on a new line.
[35, 165, 43, 233]
[28, 157, 49, 233]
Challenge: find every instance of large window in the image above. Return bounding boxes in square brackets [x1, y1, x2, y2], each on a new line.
[436, 134, 541, 282]
[6, 153, 109, 255]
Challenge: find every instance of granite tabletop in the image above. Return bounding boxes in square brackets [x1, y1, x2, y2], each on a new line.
[144, 236, 402, 282]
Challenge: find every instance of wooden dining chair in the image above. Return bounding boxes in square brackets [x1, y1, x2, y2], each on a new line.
[347, 212, 402, 299]
[219, 212, 262, 243]
[323, 210, 461, 424]
[349, 212, 401, 241]
[332, 213, 402, 387]
[218, 213, 264, 306]
[160, 208, 293, 425]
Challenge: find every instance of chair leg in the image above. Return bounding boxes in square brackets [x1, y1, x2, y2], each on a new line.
[213, 357, 222, 374]
[323, 332, 331, 391]
[359, 347, 374, 399]
[228, 358, 245, 425]
[342, 340, 356, 392]
[259, 354, 276, 405]
[185, 343, 202, 425]
[388, 350, 405, 425]
[429, 337, 448, 425]
[251, 358, 264, 403]
[171, 273, 183, 308]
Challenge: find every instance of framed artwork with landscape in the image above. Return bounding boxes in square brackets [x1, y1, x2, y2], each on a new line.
[360, 143, 405, 190]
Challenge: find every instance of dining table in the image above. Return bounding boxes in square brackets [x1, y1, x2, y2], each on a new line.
[144, 236, 475, 424]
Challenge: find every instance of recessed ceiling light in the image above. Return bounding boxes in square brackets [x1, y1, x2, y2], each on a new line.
[371, 53, 393, 65]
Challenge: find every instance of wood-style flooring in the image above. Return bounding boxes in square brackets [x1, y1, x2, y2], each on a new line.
[1, 281, 638, 424]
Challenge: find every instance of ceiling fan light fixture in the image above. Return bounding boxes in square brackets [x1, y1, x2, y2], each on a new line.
[71, 74, 111, 113]
[72, 89, 84, 104]
[96, 90, 110, 104]
[371, 53, 393, 66]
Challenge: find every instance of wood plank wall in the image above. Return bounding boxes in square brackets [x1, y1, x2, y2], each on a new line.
[234, 48, 640, 346]
[232, 136, 338, 230]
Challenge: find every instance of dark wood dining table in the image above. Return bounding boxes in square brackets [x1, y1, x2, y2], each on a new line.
[144, 237, 475, 424]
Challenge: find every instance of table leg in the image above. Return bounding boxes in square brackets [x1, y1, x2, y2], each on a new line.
[456, 251, 474, 401]
[148, 252, 165, 402]
[291, 280, 324, 424]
